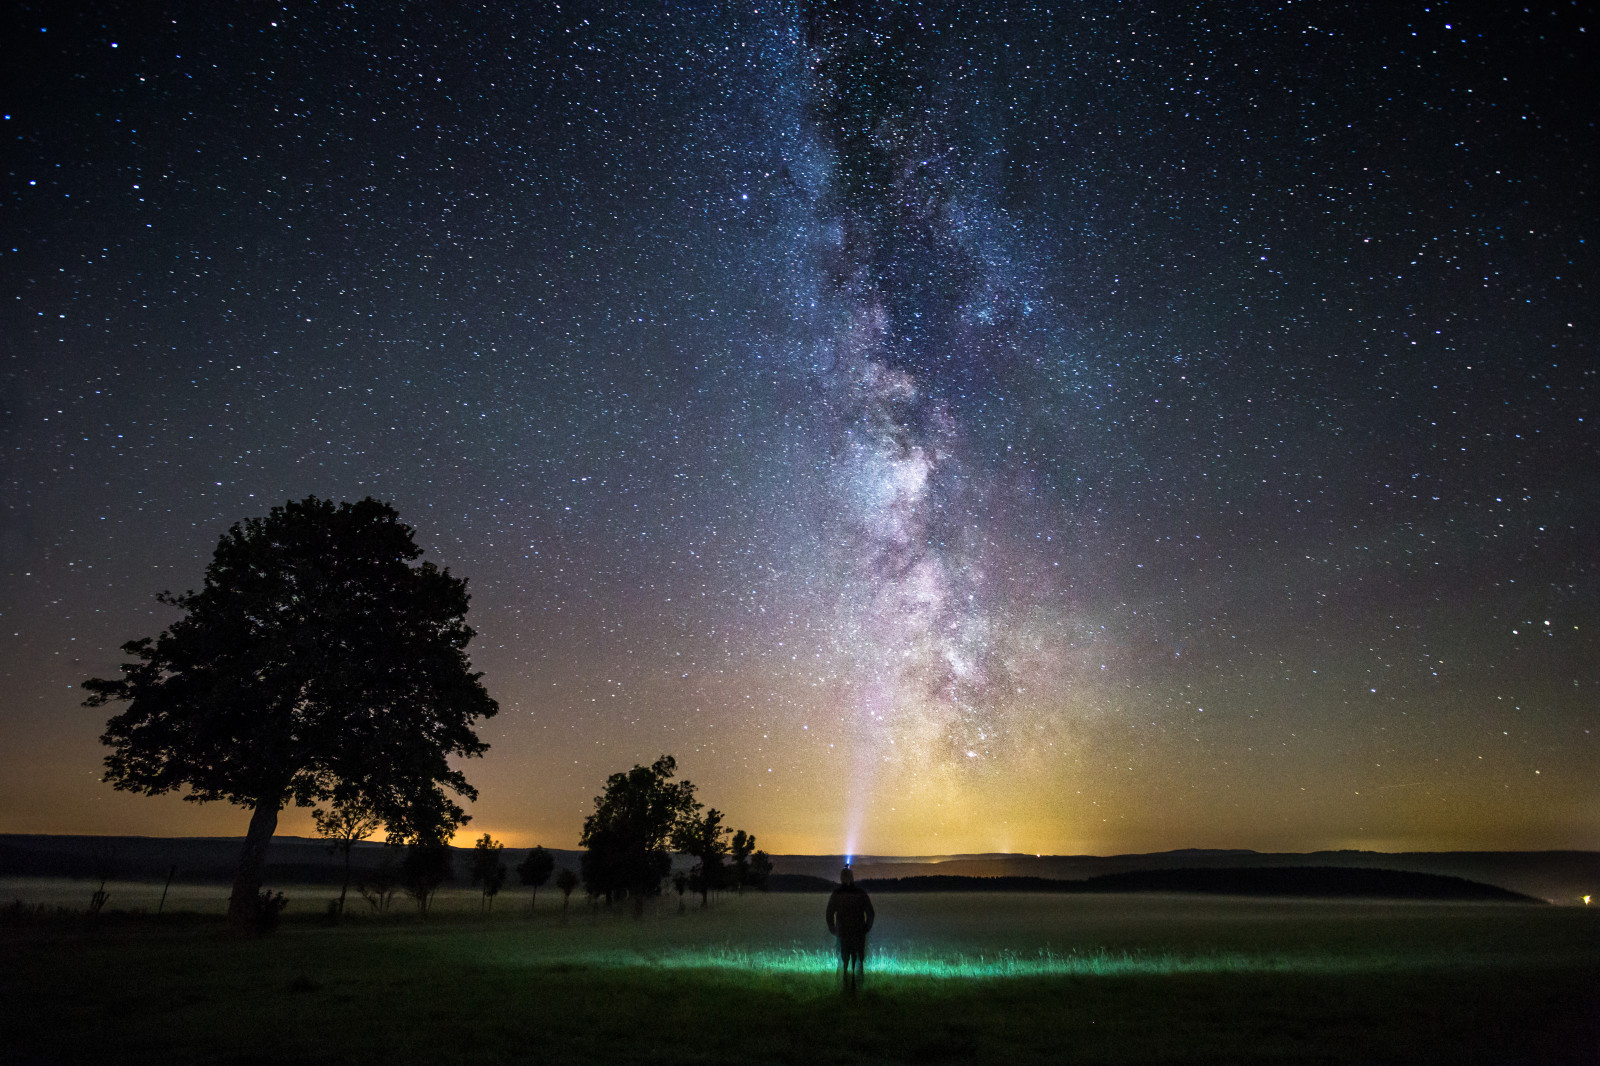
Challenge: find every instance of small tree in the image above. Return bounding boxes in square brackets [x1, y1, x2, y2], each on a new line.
[579, 755, 699, 915]
[729, 830, 755, 893]
[83, 497, 497, 932]
[403, 838, 454, 916]
[748, 850, 773, 890]
[256, 889, 288, 933]
[469, 833, 507, 913]
[314, 795, 382, 917]
[673, 807, 728, 908]
[517, 845, 555, 912]
[555, 867, 579, 922]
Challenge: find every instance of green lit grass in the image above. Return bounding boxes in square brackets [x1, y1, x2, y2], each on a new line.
[3, 889, 1596, 1064]
[572, 944, 1437, 977]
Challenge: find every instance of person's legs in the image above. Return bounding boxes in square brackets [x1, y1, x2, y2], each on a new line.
[842, 936, 865, 991]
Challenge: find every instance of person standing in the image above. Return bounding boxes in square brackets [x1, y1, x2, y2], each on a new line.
[825, 866, 875, 991]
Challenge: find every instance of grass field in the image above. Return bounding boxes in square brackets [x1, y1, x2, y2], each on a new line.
[2, 885, 1596, 1064]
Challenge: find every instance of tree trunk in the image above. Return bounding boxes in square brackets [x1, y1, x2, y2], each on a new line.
[227, 790, 284, 932]
[338, 845, 352, 917]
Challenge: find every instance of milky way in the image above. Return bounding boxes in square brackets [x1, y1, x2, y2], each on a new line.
[785, 9, 1053, 771]
[2, 2, 1594, 854]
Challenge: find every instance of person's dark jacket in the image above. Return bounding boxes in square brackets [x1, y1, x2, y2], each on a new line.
[826, 883, 875, 940]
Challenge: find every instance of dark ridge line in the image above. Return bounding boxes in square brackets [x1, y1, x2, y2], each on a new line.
[767, 867, 1543, 902]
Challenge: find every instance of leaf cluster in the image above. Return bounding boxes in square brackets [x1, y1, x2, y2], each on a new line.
[516, 845, 555, 889]
[313, 795, 382, 853]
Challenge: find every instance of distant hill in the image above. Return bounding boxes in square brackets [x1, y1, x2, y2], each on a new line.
[845, 868, 1541, 902]
[775, 849, 1599, 904]
[2, 835, 1592, 903]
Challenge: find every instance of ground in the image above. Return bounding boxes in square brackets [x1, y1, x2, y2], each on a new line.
[2, 884, 1595, 1064]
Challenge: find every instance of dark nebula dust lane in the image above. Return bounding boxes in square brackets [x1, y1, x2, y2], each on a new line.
[2, 2, 1594, 854]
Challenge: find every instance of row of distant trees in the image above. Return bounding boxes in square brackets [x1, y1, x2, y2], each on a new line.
[81, 496, 773, 931]
[330, 835, 581, 918]
[316, 754, 772, 919]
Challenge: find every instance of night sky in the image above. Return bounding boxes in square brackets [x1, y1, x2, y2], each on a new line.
[3, 2, 1594, 856]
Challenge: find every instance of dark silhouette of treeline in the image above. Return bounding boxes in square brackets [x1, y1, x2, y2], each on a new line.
[0, 834, 583, 887]
[765, 867, 1543, 902]
[2, 836, 1569, 903]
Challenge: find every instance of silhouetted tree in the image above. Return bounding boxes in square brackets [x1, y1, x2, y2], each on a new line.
[674, 807, 728, 908]
[729, 830, 755, 892]
[516, 845, 555, 912]
[314, 794, 381, 918]
[469, 833, 506, 913]
[83, 497, 498, 932]
[579, 755, 699, 915]
[403, 838, 454, 916]
[748, 849, 774, 890]
[555, 867, 579, 921]
[671, 870, 689, 912]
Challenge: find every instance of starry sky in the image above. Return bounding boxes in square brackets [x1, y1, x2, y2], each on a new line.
[3, 2, 1595, 856]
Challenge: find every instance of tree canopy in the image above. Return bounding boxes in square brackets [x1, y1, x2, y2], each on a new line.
[554, 867, 580, 918]
[578, 755, 699, 911]
[469, 833, 507, 912]
[403, 838, 454, 916]
[673, 806, 728, 907]
[83, 496, 498, 928]
[517, 845, 555, 911]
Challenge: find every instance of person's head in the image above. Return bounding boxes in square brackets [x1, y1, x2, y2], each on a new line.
[840, 866, 854, 886]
